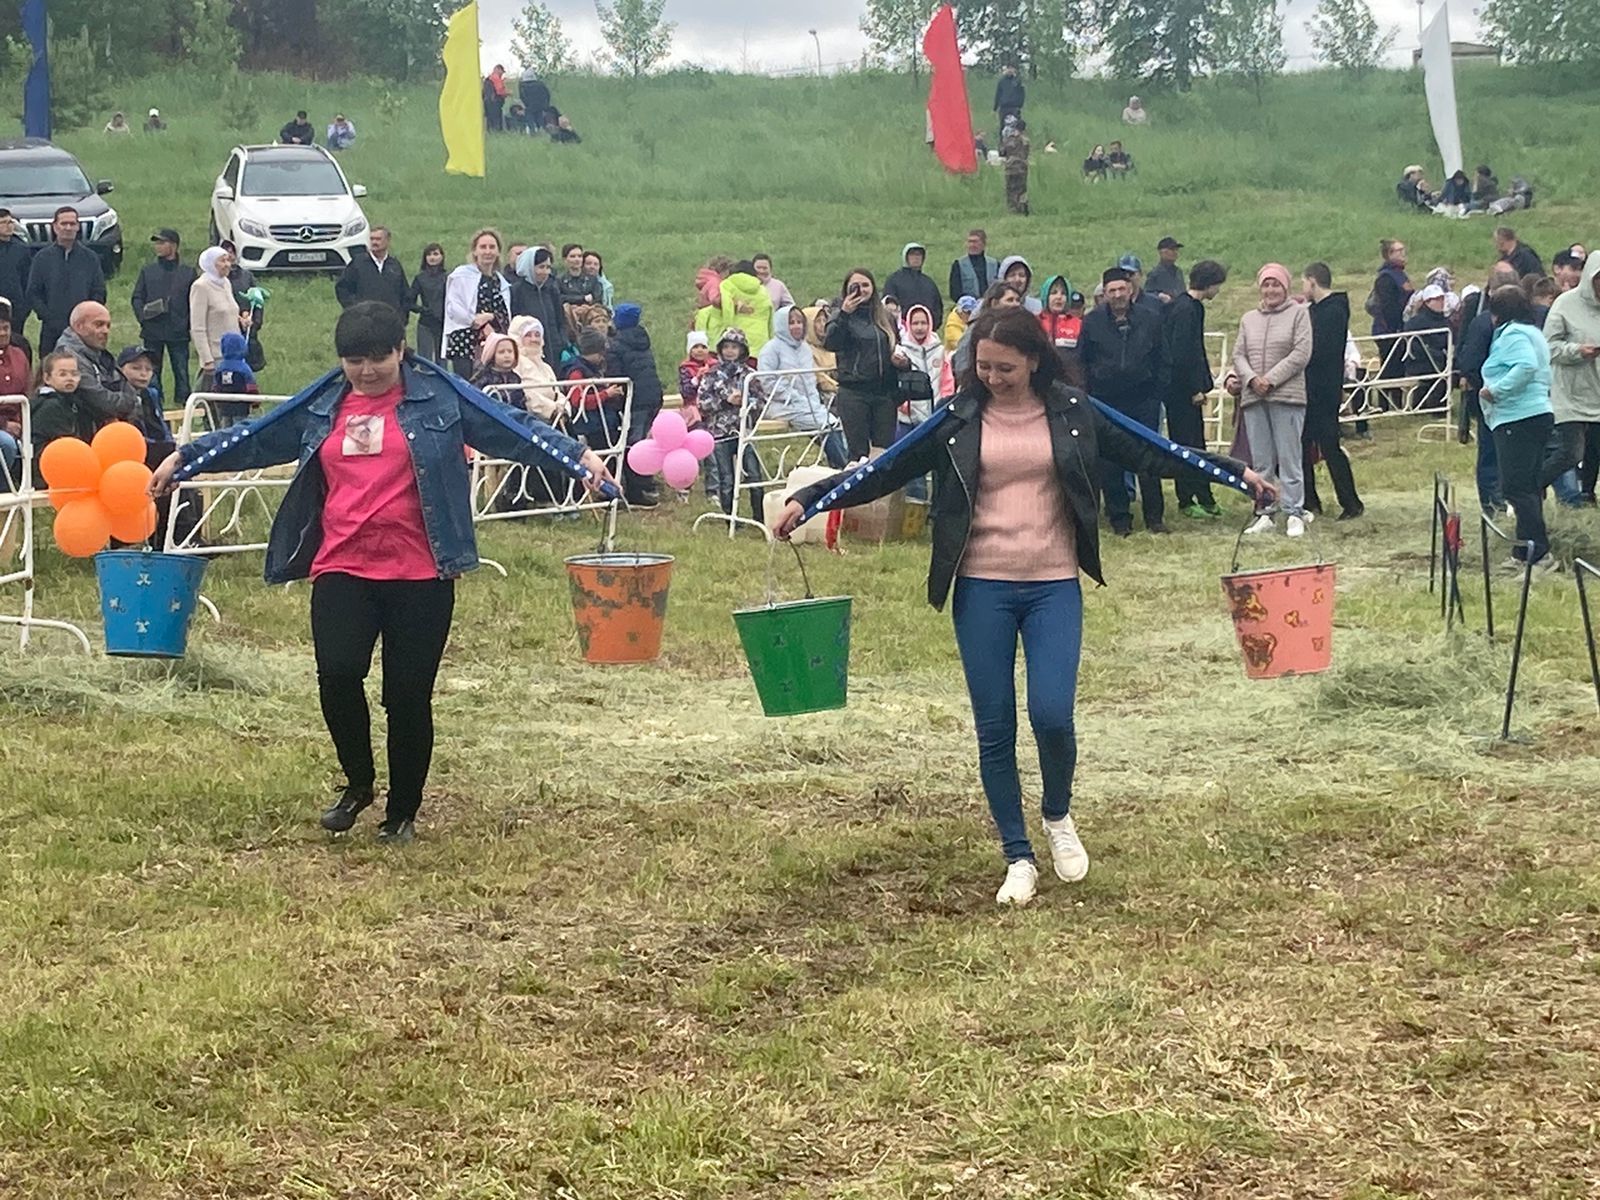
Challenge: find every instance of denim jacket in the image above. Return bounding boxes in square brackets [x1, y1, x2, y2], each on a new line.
[177, 357, 589, 584]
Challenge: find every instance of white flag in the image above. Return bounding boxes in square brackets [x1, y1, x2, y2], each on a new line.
[1420, 4, 1462, 177]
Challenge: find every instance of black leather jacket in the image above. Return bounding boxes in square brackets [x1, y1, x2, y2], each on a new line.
[792, 381, 1248, 609]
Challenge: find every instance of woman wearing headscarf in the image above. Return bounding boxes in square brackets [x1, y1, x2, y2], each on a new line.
[1234, 263, 1314, 537]
[511, 246, 567, 370]
[444, 228, 511, 376]
[507, 315, 563, 421]
[189, 246, 247, 391]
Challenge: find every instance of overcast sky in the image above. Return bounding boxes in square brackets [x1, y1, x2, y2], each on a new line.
[476, 0, 1483, 75]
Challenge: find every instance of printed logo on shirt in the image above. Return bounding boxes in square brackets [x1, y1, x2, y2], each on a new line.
[341, 413, 385, 456]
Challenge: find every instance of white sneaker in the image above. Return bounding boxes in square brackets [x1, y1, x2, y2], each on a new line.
[1244, 513, 1275, 536]
[1042, 813, 1090, 882]
[995, 859, 1039, 906]
[1286, 515, 1306, 538]
[1300, 509, 1316, 525]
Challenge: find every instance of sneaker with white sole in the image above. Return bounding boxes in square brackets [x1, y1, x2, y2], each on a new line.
[1244, 513, 1276, 536]
[1286, 515, 1306, 538]
[995, 859, 1039, 906]
[1042, 813, 1090, 882]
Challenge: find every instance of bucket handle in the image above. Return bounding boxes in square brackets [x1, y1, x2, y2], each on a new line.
[765, 539, 816, 607]
[596, 498, 622, 555]
[1229, 508, 1326, 574]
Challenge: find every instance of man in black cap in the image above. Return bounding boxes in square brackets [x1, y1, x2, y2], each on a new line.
[0, 208, 31, 349]
[1145, 236, 1185, 303]
[130, 228, 197, 404]
[279, 110, 315, 145]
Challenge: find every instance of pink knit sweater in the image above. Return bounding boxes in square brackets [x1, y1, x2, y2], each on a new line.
[958, 393, 1078, 581]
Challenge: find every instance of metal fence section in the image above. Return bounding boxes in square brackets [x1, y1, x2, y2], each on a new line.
[163, 391, 295, 559]
[692, 367, 844, 540]
[1339, 328, 1455, 439]
[0, 393, 95, 651]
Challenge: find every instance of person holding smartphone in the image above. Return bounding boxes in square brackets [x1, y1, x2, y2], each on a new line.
[824, 268, 908, 461]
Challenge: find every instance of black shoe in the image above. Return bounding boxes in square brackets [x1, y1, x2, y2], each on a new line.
[1112, 522, 1132, 538]
[1337, 504, 1365, 521]
[320, 784, 374, 832]
[625, 492, 659, 510]
[376, 816, 415, 844]
[1147, 521, 1169, 534]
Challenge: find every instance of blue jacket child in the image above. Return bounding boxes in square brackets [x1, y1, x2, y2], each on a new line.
[213, 331, 260, 424]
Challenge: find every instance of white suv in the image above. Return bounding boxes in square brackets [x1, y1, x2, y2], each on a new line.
[209, 144, 370, 272]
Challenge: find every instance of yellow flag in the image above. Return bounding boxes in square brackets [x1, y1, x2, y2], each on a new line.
[439, 1, 485, 178]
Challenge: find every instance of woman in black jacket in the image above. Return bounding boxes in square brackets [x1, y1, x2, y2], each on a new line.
[823, 268, 908, 460]
[408, 243, 448, 362]
[774, 311, 1271, 907]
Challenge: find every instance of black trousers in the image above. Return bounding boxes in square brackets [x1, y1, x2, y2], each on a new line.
[310, 573, 455, 821]
[1099, 393, 1164, 529]
[834, 384, 898, 462]
[1165, 392, 1215, 508]
[1302, 403, 1362, 515]
[1492, 413, 1553, 563]
[1539, 420, 1600, 495]
[148, 339, 191, 404]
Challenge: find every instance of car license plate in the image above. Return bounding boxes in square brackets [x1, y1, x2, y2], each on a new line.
[287, 251, 324, 263]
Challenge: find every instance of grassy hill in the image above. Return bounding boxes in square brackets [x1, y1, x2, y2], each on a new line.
[59, 64, 1600, 385]
[4, 66, 1600, 1199]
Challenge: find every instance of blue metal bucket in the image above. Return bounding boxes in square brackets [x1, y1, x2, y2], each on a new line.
[94, 550, 209, 658]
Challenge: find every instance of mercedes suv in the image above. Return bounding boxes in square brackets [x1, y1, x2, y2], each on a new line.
[0, 139, 124, 276]
[209, 144, 370, 272]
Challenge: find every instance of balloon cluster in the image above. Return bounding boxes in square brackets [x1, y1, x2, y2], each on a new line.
[38, 424, 158, 557]
[626, 411, 715, 491]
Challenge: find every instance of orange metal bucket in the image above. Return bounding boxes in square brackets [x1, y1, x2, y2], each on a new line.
[1221, 563, 1336, 679]
[564, 553, 674, 663]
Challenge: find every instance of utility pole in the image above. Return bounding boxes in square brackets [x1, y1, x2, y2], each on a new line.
[808, 29, 822, 75]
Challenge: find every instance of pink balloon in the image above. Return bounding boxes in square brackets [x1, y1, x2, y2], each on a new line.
[651, 409, 689, 452]
[683, 428, 715, 461]
[627, 438, 665, 476]
[661, 448, 700, 490]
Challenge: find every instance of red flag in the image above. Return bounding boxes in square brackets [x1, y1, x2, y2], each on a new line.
[922, 4, 977, 174]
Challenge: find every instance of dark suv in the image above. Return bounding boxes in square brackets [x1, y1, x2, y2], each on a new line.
[0, 139, 123, 276]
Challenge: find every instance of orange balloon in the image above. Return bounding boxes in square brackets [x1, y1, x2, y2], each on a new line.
[91, 421, 147, 470]
[48, 486, 78, 511]
[53, 497, 113, 557]
[38, 437, 101, 495]
[109, 502, 158, 545]
[98, 459, 154, 518]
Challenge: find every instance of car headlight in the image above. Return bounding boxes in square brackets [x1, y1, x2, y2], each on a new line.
[237, 218, 268, 238]
[93, 210, 119, 239]
[342, 216, 367, 237]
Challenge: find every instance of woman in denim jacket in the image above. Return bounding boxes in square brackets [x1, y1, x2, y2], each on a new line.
[151, 302, 613, 842]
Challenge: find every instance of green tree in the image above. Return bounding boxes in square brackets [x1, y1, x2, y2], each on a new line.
[1095, 0, 1210, 90]
[1308, 0, 1397, 76]
[959, 0, 1090, 79]
[1483, 0, 1600, 63]
[860, 0, 927, 78]
[595, 0, 674, 79]
[511, 1, 571, 75]
[1209, 0, 1286, 102]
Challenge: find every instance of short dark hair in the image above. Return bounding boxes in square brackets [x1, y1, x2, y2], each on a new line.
[731, 260, 756, 276]
[979, 280, 1021, 310]
[53, 206, 78, 222]
[1554, 250, 1579, 270]
[1190, 260, 1229, 290]
[1488, 284, 1533, 325]
[1302, 261, 1332, 288]
[335, 301, 406, 359]
[752, 253, 772, 267]
[1494, 226, 1516, 242]
[561, 243, 583, 258]
[968, 228, 987, 241]
[965, 310, 1062, 395]
[297, 110, 307, 119]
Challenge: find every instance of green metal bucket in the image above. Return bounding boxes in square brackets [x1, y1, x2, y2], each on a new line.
[735, 543, 854, 717]
[733, 595, 852, 717]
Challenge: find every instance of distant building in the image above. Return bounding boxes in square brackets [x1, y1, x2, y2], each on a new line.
[1412, 41, 1502, 67]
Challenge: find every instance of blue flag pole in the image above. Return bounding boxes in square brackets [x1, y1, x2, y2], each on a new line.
[798, 393, 1250, 528]
[22, 0, 51, 141]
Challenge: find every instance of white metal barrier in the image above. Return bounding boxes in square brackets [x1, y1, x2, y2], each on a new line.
[1339, 328, 1455, 439]
[163, 391, 295, 559]
[692, 367, 845, 540]
[473, 376, 634, 526]
[0, 393, 95, 652]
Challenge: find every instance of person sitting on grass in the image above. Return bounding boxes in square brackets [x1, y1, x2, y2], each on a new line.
[327, 114, 357, 151]
[1440, 169, 1472, 208]
[211, 332, 260, 426]
[148, 301, 614, 844]
[1107, 141, 1132, 178]
[772, 309, 1272, 907]
[547, 114, 581, 144]
[696, 328, 767, 519]
[1083, 144, 1108, 181]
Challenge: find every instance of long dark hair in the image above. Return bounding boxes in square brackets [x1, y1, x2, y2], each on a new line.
[419, 242, 445, 273]
[838, 267, 897, 342]
[962, 309, 1062, 396]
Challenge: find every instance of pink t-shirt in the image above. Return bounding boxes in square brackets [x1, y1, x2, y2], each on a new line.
[311, 384, 439, 581]
[958, 393, 1078, 582]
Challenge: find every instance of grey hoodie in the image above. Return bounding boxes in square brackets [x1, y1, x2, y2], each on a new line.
[756, 305, 835, 431]
[1545, 253, 1600, 423]
[999, 254, 1044, 314]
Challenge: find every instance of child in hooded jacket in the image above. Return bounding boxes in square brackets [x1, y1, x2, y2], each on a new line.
[944, 295, 979, 352]
[679, 330, 719, 501]
[757, 305, 847, 468]
[472, 333, 525, 393]
[697, 328, 767, 518]
[896, 304, 953, 501]
[212, 331, 259, 425]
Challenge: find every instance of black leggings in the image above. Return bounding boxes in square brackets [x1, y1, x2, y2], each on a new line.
[310, 574, 455, 821]
[833, 385, 898, 462]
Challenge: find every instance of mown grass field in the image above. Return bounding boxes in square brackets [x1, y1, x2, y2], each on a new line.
[3, 67, 1600, 1198]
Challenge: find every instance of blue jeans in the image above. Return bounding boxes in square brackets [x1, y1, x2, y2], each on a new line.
[1474, 413, 1501, 513]
[951, 576, 1083, 863]
[894, 420, 928, 500]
